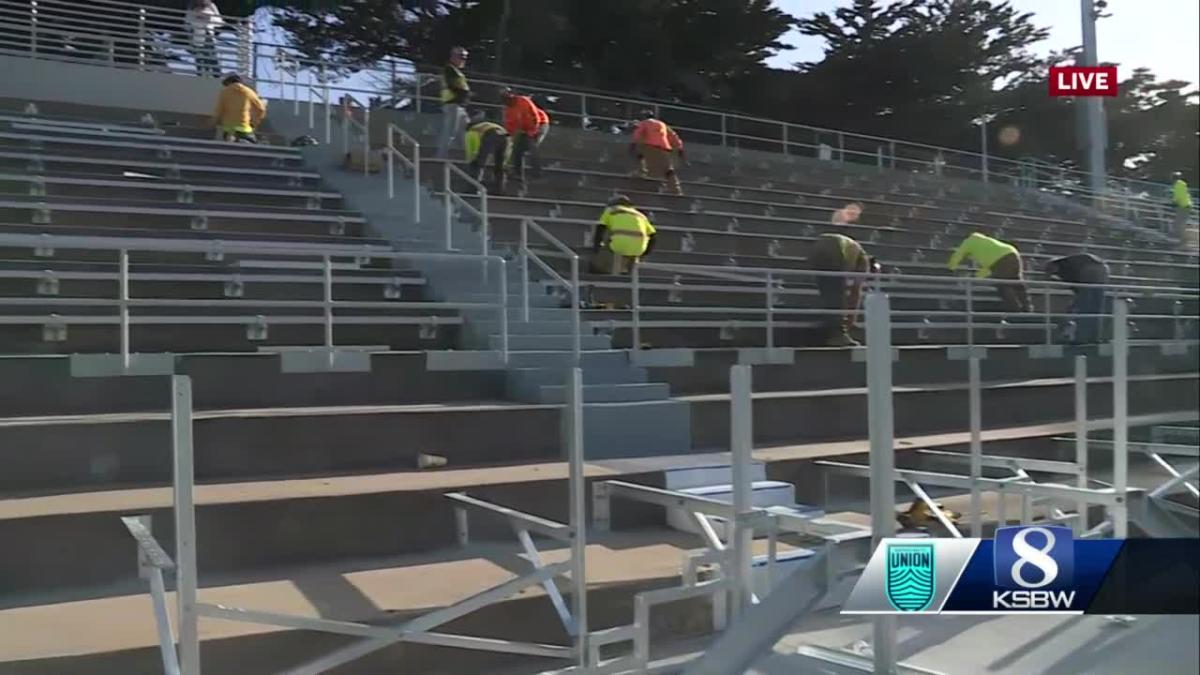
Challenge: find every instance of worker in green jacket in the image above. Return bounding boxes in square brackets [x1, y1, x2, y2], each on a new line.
[947, 232, 1031, 313]
[436, 46, 471, 159]
[592, 195, 657, 276]
[463, 112, 509, 194]
[1171, 172, 1194, 243]
[808, 232, 879, 347]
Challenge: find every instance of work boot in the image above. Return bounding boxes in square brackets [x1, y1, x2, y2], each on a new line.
[826, 332, 860, 347]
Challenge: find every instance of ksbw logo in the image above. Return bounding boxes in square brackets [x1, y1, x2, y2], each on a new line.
[992, 526, 1077, 610]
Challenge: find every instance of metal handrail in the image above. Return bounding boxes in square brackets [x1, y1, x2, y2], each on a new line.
[340, 93, 371, 176]
[306, 63, 331, 143]
[441, 160, 490, 257]
[385, 123, 421, 225]
[521, 217, 581, 363]
[0, 232, 509, 366]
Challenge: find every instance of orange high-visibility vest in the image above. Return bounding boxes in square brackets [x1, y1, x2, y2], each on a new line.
[632, 119, 682, 151]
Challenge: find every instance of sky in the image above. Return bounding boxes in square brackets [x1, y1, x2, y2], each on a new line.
[769, 0, 1200, 86]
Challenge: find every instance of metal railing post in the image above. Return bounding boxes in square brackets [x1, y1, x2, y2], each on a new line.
[889, 140, 896, 169]
[322, 255, 334, 364]
[876, 146, 883, 171]
[520, 219, 530, 323]
[864, 292, 897, 674]
[362, 107, 371, 177]
[137, 8, 145, 69]
[579, 93, 588, 129]
[729, 365, 754, 618]
[443, 161, 453, 250]
[968, 355, 983, 537]
[1043, 286, 1053, 344]
[781, 124, 788, 155]
[837, 132, 845, 164]
[564, 367, 588, 666]
[720, 114, 727, 147]
[498, 258, 509, 363]
[570, 255, 581, 365]
[323, 71, 331, 144]
[386, 132, 395, 199]
[1112, 299, 1129, 537]
[30, 0, 38, 55]
[412, 140, 422, 225]
[765, 271, 774, 350]
[119, 248, 130, 369]
[632, 261, 641, 353]
[172, 376, 200, 675]
[966, 278, 974, 348]
[1074, 355, 1088, 535]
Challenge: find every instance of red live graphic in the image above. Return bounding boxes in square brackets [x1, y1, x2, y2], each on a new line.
[1048, 66, 1118, 97]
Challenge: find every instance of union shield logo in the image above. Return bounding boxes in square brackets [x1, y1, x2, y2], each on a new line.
[885, 544, 936, 612]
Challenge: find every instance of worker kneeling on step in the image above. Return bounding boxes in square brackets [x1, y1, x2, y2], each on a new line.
[464, 111, 510, 194]
[947, 232, 1031, 313]
[808, 233, 878, 347]
[593, 195, 657, 276]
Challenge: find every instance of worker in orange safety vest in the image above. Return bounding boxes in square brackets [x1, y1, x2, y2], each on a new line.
[501, 88, 550, 192]
[630, 110, 685, 196]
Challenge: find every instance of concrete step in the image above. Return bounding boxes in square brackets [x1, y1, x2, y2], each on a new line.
[537, 382, 670, 404]
[491, 333, 610, 351]
[582, 399, 692, 459]
[469, 320, 581, 336]
[508, 364, 648, 388]
[504, 349, 631, 370]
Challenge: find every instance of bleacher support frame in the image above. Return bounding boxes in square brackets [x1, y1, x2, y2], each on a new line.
[121, 369, 594, 674]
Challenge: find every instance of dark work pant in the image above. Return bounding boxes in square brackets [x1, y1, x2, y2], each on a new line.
[989, 253, 1030, 313]
[468, 131, 507, 194]
[810, 238, 853, 339]
[511, 132, 544, 188]
[1070, 286, 1106, 343]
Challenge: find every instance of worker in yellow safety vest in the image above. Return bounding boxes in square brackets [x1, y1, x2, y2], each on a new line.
[808, 232, 879, 347]
[212, 73, 266, 143]
[436, 46, 471, 159]
[1171, 172, 1194, 243]
[464, 112, 510, 194]
[947, 232, 1031, 312]
[592, 195, 657, 276]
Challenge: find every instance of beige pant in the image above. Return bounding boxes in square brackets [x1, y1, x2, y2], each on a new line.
[637, 144, 682, 194]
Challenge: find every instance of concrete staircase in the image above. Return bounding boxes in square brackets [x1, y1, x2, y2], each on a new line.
[265, 100, 692, 459]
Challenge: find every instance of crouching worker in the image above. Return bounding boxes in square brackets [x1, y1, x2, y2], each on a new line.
[809, 233, 879, 347]
[592, 195, 657, 276]
[1045, 253, 1109, 344]
[213, 73, 265, 143]
[464, 112, 509, 194]
[947, 232, 1031, 313]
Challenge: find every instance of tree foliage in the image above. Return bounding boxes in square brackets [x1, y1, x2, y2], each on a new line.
[273, 0, 1198, 183]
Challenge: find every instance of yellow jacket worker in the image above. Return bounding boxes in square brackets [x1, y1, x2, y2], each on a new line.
[947, 232, 1030, 312]
[463, 114, 510, 194]
[213, 74, 266, 143]
[593, 195, 657, 276]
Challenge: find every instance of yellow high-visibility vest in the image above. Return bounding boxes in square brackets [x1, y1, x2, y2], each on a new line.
[600, 206, 656, 257]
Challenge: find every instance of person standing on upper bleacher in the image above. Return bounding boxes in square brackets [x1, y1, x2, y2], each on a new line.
[501, 88, 550, 192]
[808, 232, 879, 347]
[1171, 172, 1194, 243]
[1044, 253, 1109, 345]
[947, 232, 1031, 313]
[631, 110, 685, 196]
[186, 0, 223, 78]
[436, 46, 472, 159]
[212, 74, 266, 143]
[464, 111, 509, 194]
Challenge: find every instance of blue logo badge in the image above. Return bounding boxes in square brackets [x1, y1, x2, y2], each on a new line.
[886, 543, 936, 612]
[994, 526, 1074, 590]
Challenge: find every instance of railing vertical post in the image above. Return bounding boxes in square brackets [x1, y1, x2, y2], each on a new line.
[1074, 355, 1088, 535]
[413, 140, 422, 225]
[980, 118, 990, 184]
[323, 71, 331, 144]
[1043, 286, 1053, 344]
[499, 259, 509, 363]
[570, 255, 581, 365]
[119, 249, 130, 369]
[876, 146, 883, 171]
[580, 93, 588, 129]
[729, 365, 754, 618]
[30, 0, 38, 56]
[415, 74, 422, 115]
[443, 161, 453, 251]
[837, 132, 845, 164]
[889, 140, 896, 169]
[171, 376, 200, 675]
[386, 132, 395, 200]
[137, 9, 146, 69]
[781, 124, 789, 156]
[968, 355, 983, 537]
[765, 271, 774, 350]
[720, 114, 727, 147]
[632, 261, 641, 353]
[362, 107, 371, 177]
[520, 219, 530, 323]
[966, 278, 974, 349]
[307, 71, 315, 129]
[295, 62, 302, 116]
[564, 367, 588, 666]
[864, 292, 897, 674]
[1112, 299, 1129, 538]
[322, 255, 334, 364]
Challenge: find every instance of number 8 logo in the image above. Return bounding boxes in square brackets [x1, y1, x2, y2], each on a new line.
[1010, 526, 1060, 589]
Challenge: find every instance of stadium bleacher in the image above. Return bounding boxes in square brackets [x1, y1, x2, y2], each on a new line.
[0, 3, 1196, 672]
